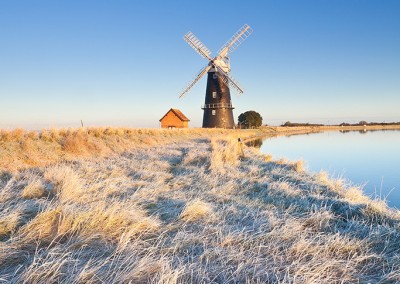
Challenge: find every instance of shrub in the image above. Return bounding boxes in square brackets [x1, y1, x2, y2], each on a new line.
[238, 111, 263, 129]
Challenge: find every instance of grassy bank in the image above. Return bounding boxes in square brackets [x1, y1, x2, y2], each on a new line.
[2, 125, 398, 171]
[0, 128, 260, 171]
[1, 128, 399, 282]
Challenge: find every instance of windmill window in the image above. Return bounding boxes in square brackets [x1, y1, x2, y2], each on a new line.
[212, 92, 217, 98]
[212, 110, 216, 115]
[213, 73, 218, 79]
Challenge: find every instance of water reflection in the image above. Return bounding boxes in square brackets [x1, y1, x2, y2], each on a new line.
[340, 129, 367, 134]
[245, 138, 263, 148]
[257, 130, 400, 208]
[340, 129, 395, 134]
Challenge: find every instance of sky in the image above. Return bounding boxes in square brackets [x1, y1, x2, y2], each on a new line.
[1, 0, 399, 129]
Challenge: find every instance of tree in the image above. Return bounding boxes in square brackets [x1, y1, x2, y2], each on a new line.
[238, 111, 263, 129]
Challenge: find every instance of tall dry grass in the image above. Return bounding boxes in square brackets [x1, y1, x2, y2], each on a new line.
[210, 136, 241, 173]
[0, 131, 399, 282]
[180, 199, 214, 222]
[0, 127, 260, 171]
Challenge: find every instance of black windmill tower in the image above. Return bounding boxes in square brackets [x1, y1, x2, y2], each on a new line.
[179, 24, 253, 128]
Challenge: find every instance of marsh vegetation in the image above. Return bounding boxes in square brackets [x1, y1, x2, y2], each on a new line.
[0, 128, 399, 283]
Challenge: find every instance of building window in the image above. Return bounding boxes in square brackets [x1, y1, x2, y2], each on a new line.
[212, 110, 216, 116]
[213, 73, 218, 79]
[212, 91, 217, 98]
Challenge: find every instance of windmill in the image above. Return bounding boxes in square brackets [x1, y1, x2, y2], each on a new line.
[179, 24, 253, 128]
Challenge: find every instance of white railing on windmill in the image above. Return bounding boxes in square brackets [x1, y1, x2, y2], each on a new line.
[179, 24, 252, 98]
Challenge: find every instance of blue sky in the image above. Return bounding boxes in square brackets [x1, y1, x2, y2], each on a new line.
[1, 0, 399, 128]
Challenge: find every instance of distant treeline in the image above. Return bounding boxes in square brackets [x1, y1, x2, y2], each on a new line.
[281, 121, 400, 127]
[281, 121, 324, 127]
[338, 121, 400, 126]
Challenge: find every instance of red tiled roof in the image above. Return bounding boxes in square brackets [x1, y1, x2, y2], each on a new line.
[159, 108, 190, 122]
[171, 109, 189, 121]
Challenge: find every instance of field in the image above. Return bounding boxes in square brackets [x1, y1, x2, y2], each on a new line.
[1, 128, 400, 283]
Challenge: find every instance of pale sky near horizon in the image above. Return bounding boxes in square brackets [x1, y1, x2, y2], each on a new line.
[1, 0, 399, 129]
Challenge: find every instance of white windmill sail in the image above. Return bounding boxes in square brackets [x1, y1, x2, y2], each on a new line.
[179, 65, 212, 98]
[179, 24, 252, 97]
[217, 24, 253, 57]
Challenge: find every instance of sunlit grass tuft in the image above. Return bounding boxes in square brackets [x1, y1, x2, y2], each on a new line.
[210, 136, 240, 172]
[293, 160, 304, 172]
[180, 199, 214, 222]
[19, 203, 160, 246]
[22, 179, 47, 199]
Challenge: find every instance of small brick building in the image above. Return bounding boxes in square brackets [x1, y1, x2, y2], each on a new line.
[159, 108, 190, 128]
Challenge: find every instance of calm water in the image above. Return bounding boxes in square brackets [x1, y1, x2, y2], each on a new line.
[258, 130, 400, 209]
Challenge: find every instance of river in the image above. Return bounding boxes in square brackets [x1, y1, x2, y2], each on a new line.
[256, 130, 400, 209]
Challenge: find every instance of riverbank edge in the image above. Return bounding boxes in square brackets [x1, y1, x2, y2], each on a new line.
[1, 125, 399, 171]
[243, 124, 400, 142]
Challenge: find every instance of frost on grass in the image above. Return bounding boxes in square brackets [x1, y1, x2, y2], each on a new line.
[21, 179, 46, 199]
[210, 137, 240, 173]
[180, 199, 214, 222]
[19, 202, 160, 246]
[0, 135, 399, 283]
